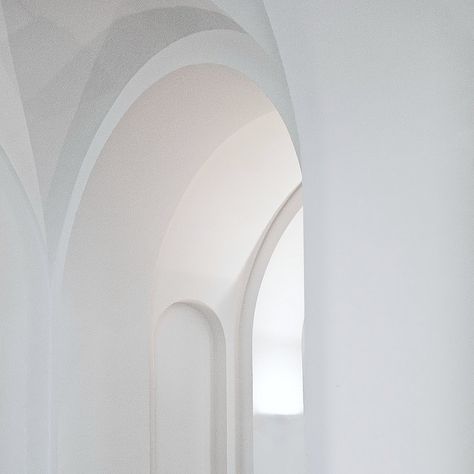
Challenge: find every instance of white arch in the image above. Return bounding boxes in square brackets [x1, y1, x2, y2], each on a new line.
[51, 29, 297, 287]
[147, 105, 301, 472]
[54, 63, 291, 474]
[151, 300, 227, 474]
[237, 184, 303, 474]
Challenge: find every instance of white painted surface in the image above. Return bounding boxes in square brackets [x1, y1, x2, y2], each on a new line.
[264, 2, 474, 472]
[153, 109, 300, 473]
[0, 2, 472, 474]
[253, 209, 305, 473]
[253, 209, 304, 415]
[155, 304, 220, 474]
[254, 415, 305, 474]
[57, 65, 298, 473]
[0, 154, 50, 473]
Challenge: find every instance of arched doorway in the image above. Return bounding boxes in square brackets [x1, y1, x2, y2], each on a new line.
[151, 67, 302, 473]
[253, 208, 305, 474]
[60, 62, 301, 473]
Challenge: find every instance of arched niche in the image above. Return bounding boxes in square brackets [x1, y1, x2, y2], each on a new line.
[152, 301, 226, 474]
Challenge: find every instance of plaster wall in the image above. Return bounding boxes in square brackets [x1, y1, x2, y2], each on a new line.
[0, 153, 50, 473]
[264, 1, 474, 472]
[0, 2, 472, 473]
[253, 415, 305, 474]
[59, 66, 298, 473]
[153, 110, 301, 473]
[154, 303, 226, 474]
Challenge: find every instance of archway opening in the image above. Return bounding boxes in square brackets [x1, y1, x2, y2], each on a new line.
[148, 65, 303, 474]
[253, 208, 305, 474]
[60, 60, 302, 473]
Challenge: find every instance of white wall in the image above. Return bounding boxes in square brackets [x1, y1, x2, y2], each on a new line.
[0, 153, 50, 473]
[264, 1, 474, 472]
[0, 2, 472, 473]
[56, 65, 272, 473]
[154, 109, 301, 473]
[154, 303, 226, 474]
[254, 415, 305, 474]
[58, 65, 298, 473]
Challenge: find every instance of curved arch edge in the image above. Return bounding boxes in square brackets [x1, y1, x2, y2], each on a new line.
[237, 183, 302, 474]
[151, 300, 227, 474]
[51, 29, 296, 291]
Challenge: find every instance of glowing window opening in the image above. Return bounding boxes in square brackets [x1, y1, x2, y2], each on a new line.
[252, 208, 304, 415]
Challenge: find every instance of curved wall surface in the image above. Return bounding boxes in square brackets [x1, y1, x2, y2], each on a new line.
[57, 64, 294, 473]
[0, 151, 50, 473]
[154, 302, 226, 474]
[153, 108, 301, 473]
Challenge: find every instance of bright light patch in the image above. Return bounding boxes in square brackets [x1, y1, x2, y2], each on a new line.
[253, 209, 304, 415]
